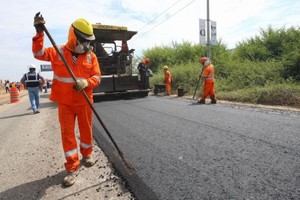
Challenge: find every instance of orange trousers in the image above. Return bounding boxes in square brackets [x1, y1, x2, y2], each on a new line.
[200, 80, 215, 101]
[58, 104, 93, 172]
[165, 82, 171, 95]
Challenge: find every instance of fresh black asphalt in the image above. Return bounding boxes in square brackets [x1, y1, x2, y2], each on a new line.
[92, 96, 300, 200]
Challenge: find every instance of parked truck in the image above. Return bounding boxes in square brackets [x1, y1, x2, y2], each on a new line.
[91, 24, 149, 101]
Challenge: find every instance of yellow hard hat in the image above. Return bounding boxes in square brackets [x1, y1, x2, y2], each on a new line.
[72, 18, 95, 41]
[163, 65, 168, 70]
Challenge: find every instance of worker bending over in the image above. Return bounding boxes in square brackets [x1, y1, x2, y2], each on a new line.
[198, 57, 217, 104]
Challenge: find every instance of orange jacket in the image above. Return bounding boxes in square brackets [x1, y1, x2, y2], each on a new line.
[201, 63, 214, 82]
[32, 30, 101, 105]
[164, 70, 172, 84]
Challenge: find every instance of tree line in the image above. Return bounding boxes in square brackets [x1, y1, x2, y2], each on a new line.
[140, 26, 300, 107]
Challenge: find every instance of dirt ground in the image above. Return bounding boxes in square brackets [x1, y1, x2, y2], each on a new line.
[0, 88, 135, 200]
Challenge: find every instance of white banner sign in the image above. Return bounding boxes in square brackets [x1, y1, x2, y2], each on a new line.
[199, 19, 217, 46]
[199, 19, 206, 45]
[211, 21, 217, 45]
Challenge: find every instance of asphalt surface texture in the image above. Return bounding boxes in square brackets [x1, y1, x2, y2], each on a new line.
[92, 94, 300, 200]
[0, 89, 135, 200]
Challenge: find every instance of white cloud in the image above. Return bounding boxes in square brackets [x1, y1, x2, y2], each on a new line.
[1, 0, 299, 81]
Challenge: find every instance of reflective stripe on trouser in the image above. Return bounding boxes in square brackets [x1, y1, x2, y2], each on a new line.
[58, 103, 93, 172]
[201, 80, 215, 100]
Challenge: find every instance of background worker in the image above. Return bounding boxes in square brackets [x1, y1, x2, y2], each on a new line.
[20, 64, 45, 114]
[198, 57, 217, 104]
[163, 65, 172, 95]
[120, 40, 129, 54]
[32, 13, 101, 187]
[5, 81, 10, 93]
[137, 58, 150, 89]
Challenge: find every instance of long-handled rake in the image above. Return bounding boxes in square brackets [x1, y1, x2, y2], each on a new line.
[192, 67, 204, 101]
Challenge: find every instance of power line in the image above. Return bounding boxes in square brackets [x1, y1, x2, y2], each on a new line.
[132, 0, 197, 43]
[138, 0, 183, 32]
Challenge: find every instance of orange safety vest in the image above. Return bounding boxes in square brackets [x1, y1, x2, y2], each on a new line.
[32, 33, 101, 105]
[201, 63, 214, 82]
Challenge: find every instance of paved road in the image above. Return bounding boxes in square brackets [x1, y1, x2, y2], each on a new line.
[92, 95, 300, 200]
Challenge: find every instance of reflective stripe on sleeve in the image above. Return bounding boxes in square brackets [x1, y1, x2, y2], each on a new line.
[53, 74, 95, 83]
[33, 48, 45, 56]
[53, 74, 74, 83]
[92, 75, 101, 83]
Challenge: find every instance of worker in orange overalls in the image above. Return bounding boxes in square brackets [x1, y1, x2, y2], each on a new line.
[163, 65, 172, 95]
[198, 57, 217, 104]
[32, 13, 101, 186]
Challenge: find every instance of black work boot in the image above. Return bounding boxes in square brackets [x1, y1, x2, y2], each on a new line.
[211, 97, 217, 104]
[197, 99, 205, 104]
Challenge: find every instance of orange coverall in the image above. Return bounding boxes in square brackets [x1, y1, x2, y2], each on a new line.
[164, 69, 172, 95]
[200, 63, 216, 102]
[32, 26, 101, 172]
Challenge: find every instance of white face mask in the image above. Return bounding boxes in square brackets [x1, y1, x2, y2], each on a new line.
[75, 41, 91, 54]
[203, 60, 210, 67]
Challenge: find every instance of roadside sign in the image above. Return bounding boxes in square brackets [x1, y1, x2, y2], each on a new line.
[199, 19, 217, 46]
[211, 21, 217, 45]
[199, 19, 206, 45]
[40, 64, 52, 72]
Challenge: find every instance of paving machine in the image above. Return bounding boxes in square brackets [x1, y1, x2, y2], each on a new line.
[91, 24, 149, 101]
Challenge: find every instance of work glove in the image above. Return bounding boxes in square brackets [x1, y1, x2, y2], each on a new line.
[74, 79, 88, 92]
[34, 12, 45, 33]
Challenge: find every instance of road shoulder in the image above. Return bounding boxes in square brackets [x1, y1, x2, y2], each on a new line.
[0, 92, 135, 200]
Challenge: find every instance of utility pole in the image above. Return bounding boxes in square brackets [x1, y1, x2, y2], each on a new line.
[206, 0, 211, 59]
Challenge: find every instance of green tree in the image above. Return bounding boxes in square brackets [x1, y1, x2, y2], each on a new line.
[282, 49, 300, 80]
[142, 41, 206, 73]
[234, 26, 300, 61]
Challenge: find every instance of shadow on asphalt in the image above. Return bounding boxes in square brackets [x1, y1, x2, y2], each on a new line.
[93, 93, 149, 103]
[0, 171, 65, 200]
[188, 101, 215, 106]
[24, 93, 56, 111]
[40, 93, 50, 99]
[0, 112, 32, 120]
[39, 101, 57, 109]
[23, 101, 57, 112]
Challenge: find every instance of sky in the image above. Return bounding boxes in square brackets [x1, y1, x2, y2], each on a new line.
[1, 0, 299, 82]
